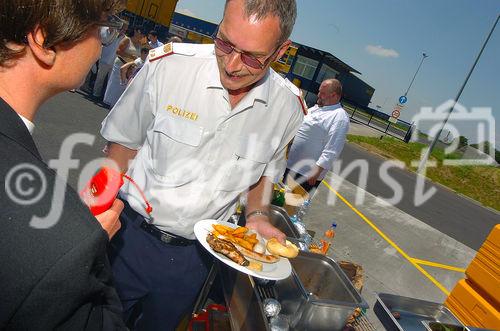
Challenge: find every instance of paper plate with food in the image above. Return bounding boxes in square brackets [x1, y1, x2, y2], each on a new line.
[194, 219, 299, 280]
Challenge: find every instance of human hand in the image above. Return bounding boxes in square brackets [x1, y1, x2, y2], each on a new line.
[307, 165, 323, 185]
[95, 199, 124, 240]
[246, 216, 286, 244]
[307, 173, 319, 186]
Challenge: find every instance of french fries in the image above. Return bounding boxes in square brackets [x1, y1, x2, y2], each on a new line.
[211, 224, 255, 250]
[232, 226, 248, 236]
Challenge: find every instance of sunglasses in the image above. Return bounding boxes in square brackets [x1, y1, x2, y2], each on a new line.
[96, 15, 125, 46]
[213, 34, 280, 70]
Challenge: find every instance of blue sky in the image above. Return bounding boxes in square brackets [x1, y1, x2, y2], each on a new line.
[175, 0, 499, 145]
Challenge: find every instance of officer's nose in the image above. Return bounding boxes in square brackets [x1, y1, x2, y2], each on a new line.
[225, 51, 244, 73]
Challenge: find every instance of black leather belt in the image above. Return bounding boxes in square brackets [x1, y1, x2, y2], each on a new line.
[140, 221, 196, 246]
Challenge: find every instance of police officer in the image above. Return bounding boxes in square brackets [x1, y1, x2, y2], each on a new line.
[100, 0, 303, 329]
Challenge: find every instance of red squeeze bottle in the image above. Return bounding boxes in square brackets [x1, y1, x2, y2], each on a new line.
[81, 167, 153, 216]
[80, 167, 124, 216]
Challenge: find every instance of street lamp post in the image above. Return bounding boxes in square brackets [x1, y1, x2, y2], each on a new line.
[404, 52, 429, 98]
[417, 14, 499, 175]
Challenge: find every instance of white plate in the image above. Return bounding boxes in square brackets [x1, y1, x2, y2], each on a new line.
[194, 219, 292, 280]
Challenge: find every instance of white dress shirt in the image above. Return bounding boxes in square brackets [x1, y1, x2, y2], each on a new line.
[101, 43, 304, 238]
[18, 114, 34, 135]
[287, 103, 349, 180]
[148, 40, 164, 49]
[100, 29, 123, 65]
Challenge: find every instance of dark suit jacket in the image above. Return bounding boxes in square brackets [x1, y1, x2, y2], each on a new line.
[0, 98, 125, 330]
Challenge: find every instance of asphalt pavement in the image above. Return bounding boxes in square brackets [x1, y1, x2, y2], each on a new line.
[334, 142, 499, 250]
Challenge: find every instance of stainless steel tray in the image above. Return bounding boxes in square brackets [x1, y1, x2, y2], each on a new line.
[421, 320, 469, 331]
[374, 293, 465, 331]
[274, 251, 368, 331]
[240, 205, 301, 239]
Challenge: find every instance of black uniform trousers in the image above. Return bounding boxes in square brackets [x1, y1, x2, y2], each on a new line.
[108, 200, 212, 330]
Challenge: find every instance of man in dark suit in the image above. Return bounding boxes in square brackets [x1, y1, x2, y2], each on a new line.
[0, 0, 127, 329]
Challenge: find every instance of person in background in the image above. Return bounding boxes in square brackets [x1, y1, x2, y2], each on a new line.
[167, 35, 183, 43]
[147, 30, 163, 48]
[103, 25, 145, 107]
[120, 46, 149, 85]
[100, 0, 302, 329]
[92, 20, 129, 100]
[285, 79, 349, 194]
[0, 0, 126, 329]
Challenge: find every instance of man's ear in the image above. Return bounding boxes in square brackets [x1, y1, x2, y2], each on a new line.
[26, 25, 56, 67]
[274, 39, 292, 62]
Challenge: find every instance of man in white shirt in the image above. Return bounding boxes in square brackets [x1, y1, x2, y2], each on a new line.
[147, 30, 163, 49]
[286, 78, 350, 194]
[101, 0, 303, 328]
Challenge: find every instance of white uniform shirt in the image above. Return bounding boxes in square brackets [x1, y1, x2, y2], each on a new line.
[101, 43, 304, 238]
[287, 103, 349, 180]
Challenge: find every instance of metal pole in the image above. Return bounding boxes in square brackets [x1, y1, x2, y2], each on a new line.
[417, 14, 499, 175]
[404, 53, 429, 97]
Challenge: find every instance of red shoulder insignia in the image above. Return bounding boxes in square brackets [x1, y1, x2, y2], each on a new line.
[149, 43, 174, 62]
[296, 95, 308, 115]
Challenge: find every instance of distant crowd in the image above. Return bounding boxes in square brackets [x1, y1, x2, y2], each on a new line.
[77, 21, 183, 108]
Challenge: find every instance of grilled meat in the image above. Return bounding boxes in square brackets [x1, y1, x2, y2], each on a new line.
[206, 233, 249, 266]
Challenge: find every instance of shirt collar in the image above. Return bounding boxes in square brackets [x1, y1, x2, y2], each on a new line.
[206, 57, 271, 106]
[317, 102, 342, 111]
[18, 114, 35, 135]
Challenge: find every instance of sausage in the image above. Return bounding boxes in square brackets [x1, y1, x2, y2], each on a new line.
[233, 243, 280, 264]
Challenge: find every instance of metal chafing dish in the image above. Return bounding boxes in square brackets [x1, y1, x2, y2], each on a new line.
[274, 251, 369, 330]
[239, 205, 301, 239]
[194, 206, 369, 331]
[374, 293, 466, 331]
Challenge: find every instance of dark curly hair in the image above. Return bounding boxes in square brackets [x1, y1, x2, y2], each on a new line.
[0, 0, 125, 64]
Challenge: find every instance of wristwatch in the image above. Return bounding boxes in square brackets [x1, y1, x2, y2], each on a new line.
[245, 210, 271, 220]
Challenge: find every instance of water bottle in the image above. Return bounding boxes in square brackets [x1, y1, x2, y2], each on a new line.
[297, 199, 311, 220]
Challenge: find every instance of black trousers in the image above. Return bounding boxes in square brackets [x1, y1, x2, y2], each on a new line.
[283, 168, 321, 194]
[108, 201, 212, 330]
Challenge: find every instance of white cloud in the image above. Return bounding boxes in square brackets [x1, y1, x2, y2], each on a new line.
[365, 45, 399, 58]
[175, 8, 196, 17]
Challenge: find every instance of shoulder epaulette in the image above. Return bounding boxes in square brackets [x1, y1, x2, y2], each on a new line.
[149, 42, 203, 62]
[283, 79, 308, 115]
[149, 43, 174, 62]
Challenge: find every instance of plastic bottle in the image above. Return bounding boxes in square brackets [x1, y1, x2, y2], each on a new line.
[324, 222, 337, 239]
[320, 223, 337, 254]
[296, 199, 311, 220]
[271, 183, 286, 207]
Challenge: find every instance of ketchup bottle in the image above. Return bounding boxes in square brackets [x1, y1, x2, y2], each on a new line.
[80, 167, 124, 216]
[81, 167, 153, 216]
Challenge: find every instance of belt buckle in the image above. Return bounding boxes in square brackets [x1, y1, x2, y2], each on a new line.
[160, 232, 174, 244]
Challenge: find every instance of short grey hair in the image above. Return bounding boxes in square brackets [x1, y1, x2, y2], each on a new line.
[224, 0, 297, 44]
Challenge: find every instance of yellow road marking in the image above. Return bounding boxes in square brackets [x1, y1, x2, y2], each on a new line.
[321, 180, 450, 296]
[410, 258, 466, 273]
